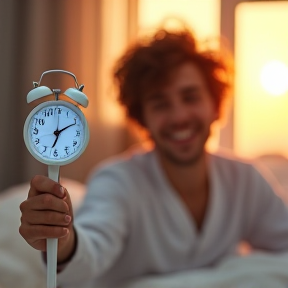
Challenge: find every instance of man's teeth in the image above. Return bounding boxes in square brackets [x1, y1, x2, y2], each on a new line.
[172, 130, 193, 140]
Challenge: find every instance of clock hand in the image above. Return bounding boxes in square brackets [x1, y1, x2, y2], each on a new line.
[51, 134, 59, 148]
[57, 119, 76, 134]
[56, 109, 60, 130]
[51, 119, 76, 148]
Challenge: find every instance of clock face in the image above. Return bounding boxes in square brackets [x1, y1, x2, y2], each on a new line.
[24, 101, 89, 165]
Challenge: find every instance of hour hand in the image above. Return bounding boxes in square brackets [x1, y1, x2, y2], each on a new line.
[51, 134, 59, 148]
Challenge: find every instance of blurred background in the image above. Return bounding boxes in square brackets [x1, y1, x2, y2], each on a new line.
[0, 0, 287, 192]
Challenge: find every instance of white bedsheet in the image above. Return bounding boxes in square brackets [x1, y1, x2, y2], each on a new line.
[121, 252, 288, 288]
[1, 181, 288, 288]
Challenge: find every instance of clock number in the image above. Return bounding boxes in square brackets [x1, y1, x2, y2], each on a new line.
[39, 119, 45, 125]
[35, 138, 40, 145]
[33, 128, 38, 135]
[43, 108, 53, 117]
[41, 146, 47, 154]
[34, 118, 45, 125]
[56, 108, 62, 114]
[73, 140, 77, 147]
[53, 150, 58, 157]
[47, 108, 53, 116]
[67, 111, 70, 117]
[64, 146, 70, 155]
[76, 130, 80, 137]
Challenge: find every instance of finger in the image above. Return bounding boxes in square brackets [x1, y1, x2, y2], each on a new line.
[22, 210, 72, 226]
[62, 188, 74, 219]
[23, 193, 70, 213]
[20, 194, 69, 216]
[19, 224, 69, 244]
[28, 175, 64, 199]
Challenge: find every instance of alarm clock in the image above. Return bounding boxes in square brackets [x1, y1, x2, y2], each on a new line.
[23, 69, 89, 288]
[23, 70, 89, 166]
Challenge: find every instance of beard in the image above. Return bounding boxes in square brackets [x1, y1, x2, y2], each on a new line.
[156, 144, 205, 166]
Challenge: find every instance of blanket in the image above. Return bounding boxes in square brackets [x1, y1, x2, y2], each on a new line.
[1, 182, 288, 288]
[121, 253, 288, 288]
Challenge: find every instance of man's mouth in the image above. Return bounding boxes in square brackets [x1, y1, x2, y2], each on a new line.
[170, 129, 195, 141]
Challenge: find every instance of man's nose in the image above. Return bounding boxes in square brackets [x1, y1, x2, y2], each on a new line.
[169, 102, 190, 123]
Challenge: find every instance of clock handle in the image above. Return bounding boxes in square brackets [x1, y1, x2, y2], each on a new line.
[48, 165, 60, 182]
[47, 165, 60, 288]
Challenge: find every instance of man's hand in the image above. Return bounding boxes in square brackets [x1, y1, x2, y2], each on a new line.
[19, 175, 76, 263]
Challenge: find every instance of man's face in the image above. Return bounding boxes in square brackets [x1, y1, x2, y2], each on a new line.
[142, 62, 218, 166]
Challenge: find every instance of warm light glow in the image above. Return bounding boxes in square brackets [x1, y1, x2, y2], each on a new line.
[235, 2, 288, 158]
[98, 0, 129, 126]
[260, 61, 288, 96]
[138, 0, 220, 41]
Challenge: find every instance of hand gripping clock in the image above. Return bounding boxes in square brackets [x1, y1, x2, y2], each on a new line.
[23, 70, 89, 288]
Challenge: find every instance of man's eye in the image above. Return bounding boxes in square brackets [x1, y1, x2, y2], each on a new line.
[184, 94, 200, 103]
[152, 102, 169, 110]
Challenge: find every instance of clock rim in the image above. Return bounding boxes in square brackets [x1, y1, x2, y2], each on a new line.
[23, 100, 89, 166]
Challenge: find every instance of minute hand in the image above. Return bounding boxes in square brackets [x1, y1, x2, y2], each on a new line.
[52, 120, 76, 148]
[57, 120, 76, 134]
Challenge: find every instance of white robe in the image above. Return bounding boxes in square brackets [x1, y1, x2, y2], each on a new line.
[57, 149, 288, 288]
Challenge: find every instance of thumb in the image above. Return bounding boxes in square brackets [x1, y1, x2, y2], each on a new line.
[62, 187, 74, 221]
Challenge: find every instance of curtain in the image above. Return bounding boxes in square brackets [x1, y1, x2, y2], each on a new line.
[0, 0, 136, 191]
[0, 0, 244, 191]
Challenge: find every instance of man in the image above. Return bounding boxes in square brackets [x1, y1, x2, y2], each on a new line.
[19, 28, 288, 287]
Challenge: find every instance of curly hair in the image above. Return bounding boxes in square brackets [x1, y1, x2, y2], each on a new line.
[113, 28, 233, 126]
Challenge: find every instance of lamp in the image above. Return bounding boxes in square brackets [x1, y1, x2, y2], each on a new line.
[260, 60, 288, 96]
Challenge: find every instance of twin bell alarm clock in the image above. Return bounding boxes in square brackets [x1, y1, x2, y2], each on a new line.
[23, 69, 90, 288]
[23, 69, 89, 168]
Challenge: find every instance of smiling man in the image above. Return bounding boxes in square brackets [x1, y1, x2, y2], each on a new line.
[138, 61, 219, 231]
[19, 28, 288, 288]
